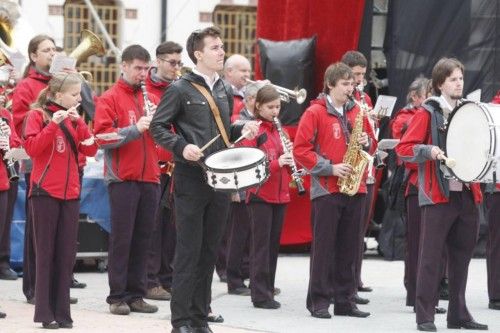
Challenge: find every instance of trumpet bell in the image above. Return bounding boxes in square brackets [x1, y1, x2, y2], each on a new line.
[69, 29, 105, 65]
[295, 88, 307, 104]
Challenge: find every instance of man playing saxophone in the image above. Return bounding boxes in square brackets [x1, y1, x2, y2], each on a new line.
[293, 62, 376, 319]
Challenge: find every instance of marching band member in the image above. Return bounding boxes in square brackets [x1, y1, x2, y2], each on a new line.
[341, 50, 374, 300]
[94, 45, 161, 316]
[240, 85, 292, 309]
[150, 26, 259, 333]
[294, 62, 376, 319]
[23, 72, 97, 329]
[396, 58, 487, 332]
[486, 97, 500, 311]
[144, 41, 183, 302]
[12, 34, 55, 304]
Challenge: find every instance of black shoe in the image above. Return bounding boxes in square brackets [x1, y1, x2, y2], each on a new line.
[311, 308, 331, 319]
[58, 322, 73, 328]
[439, 278, 449, 301]
[354, 294, 370, 305]
[228, 286, 251, 296]
[253, 299, 281, 309]
[192, 327, 213, 333]
[70, 297, 78, 304]
[489, 300, 500, 310]
[71, 278, 87, 289]
[447, 320, 488, 330]
[358, 285, 373, 292]
[42, 322, 59, 329]
[0, 268, 18, 280]
[171, 326, 194, 333]
[207, 312, 224, 323]
[417, 322, 437, 332]
[0, 311, 5, 318]
[334, 308, 370, 318]
[435, 307, 447, 314]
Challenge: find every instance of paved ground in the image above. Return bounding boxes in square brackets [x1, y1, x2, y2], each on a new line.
[0, 254, 497, 333]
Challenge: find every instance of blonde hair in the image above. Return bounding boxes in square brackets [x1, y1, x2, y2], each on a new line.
[32, 72, 83, 110]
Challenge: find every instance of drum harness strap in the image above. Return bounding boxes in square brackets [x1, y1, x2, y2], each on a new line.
[190, 82, 231, 148]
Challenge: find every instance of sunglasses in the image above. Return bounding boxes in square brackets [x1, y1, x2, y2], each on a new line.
[158, 58, 183, 67]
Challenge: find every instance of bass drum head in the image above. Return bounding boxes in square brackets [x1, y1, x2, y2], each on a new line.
[446, 102, 491, 182]
[205, 147, 265, 171]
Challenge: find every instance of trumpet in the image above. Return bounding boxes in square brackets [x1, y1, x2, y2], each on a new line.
[0, 118, 19, 181]
[246, 79, 307, 104]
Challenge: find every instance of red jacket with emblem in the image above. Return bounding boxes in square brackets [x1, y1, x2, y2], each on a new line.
[12, 67, 51, 137]
[145, 69, 174, 173]
[23, 103, 97, 199]
[0, 109, 21, 191]
[94, 78, 160, 184]
[293, 96, 377, 199]
[240, 120, 290, 204]
[396, 103, 482, 205]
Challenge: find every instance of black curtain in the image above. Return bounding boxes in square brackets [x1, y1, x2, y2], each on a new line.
[385, 0, 500, 112]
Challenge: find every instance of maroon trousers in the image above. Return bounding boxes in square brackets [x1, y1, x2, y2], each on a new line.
[30, 196, 79, 324]
[147, 174, 175, 290]
[416, 191, 479, 324]
[485, 193, 500, 302]
[355, 183, 374, 289]
[404, 193, 421, 307]
[106, 181, 160, 304]
[307, 193, 364, 314]
[248, 201, 286, 303]
[226, 201, 251, 291]
[0, 180, 17, 269]
[22, 173, 36, 302]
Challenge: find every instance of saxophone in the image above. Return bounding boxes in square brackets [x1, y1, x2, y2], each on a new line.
[337, 98, 371, 196]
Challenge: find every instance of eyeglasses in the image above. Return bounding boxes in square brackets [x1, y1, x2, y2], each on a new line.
[158, 58, 183, 67]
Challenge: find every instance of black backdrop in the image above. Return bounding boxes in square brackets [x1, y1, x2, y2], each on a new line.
[384, 0, 500, 112]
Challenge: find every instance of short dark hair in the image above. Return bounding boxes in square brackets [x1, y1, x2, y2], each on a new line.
[156, 41, 183, 57]
[186, 26, 222, 64]
[431, 57, 464, 95]
[341, 50, 367, 68]
[121, 44, 151, 63]
[323, 62, 353, 94]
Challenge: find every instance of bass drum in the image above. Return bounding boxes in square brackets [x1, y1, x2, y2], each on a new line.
[204, 147, 269, 192]
[446, 101, 500, 182]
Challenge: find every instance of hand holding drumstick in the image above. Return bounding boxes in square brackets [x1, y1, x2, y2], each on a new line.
[431, 146, 456, 168]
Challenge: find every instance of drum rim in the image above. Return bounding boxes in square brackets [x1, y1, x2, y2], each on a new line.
[204, 147, 267, 173]
[205, 171, 270, 192]
[445, 101, 495, 182]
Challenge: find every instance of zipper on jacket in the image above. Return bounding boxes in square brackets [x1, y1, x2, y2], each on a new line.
[133, 91, 148, 180]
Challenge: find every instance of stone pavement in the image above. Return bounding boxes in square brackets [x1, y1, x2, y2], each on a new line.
[0, 255, 497, 333]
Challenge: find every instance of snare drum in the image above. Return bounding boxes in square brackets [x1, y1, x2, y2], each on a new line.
[204, 147, 269, 191]
[446, 101, 500, 182]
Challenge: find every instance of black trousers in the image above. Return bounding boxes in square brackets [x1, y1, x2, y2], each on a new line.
[147, 174, 176, 290]
[307, 193, 364, 313]
[485, 193, 500, 301]
[404, 193, 421, 307]
[0, 180, 17, 269]
[248, 202, 286, 303]
[226, 201, 251, 291]
[170, 164, 230, 328]
[31, 196, 79, 324]
[23, 173, 36, 301]
[416, 191, 479, 324]
[355, 183, 374, 289]
[106, 181, 160, 304]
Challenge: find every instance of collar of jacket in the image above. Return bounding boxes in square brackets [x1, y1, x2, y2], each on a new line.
[182, 71, 214, 90]
[28, 66, 52, 83]
[146, 67, 170, 89]
[117, 77, 141, 93]
[44, 100, 68, 114]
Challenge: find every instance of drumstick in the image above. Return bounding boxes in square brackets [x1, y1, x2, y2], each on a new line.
[230, 120, 262, 147]
[200, 134, 221, 152]
[437, 153, 456, 168]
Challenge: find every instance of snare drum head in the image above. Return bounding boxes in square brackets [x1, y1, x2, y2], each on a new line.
[446, 102, 492, 182]
[205, 147, 265, 170]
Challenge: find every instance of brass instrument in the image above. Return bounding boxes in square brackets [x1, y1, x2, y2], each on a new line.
[272, 116, 306, 195]
[246, 79, 307, 104]
[338, 98, 371, 196]
[139, 81, 153, 117]
[70, 29, 105, 65]
[0, 118, 19, 181]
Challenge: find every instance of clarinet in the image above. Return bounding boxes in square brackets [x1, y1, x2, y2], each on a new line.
[139, 81, 153, 117]
[0, 118, 19, 181]
[272, 116, 306, 195]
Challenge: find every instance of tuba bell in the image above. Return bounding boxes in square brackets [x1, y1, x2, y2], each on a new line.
[69, 29, 105, 66]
